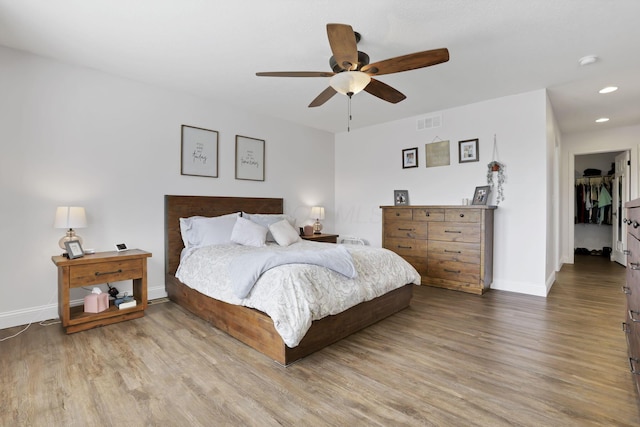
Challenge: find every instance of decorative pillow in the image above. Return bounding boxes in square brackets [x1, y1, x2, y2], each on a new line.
[269, 219, 301, 247]
[179, 213, 240, 248]
[243, 213, 296, 242]
[231, 217, 268, 247]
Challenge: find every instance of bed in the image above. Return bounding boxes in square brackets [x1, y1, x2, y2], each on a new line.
[165, 195, 418, 365]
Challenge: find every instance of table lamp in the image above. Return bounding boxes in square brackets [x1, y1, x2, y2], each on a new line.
[54, 206, 87, 250]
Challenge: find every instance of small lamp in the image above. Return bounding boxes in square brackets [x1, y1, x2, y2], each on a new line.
[54, 206, 87, 250]
[310, 206, 325, 235]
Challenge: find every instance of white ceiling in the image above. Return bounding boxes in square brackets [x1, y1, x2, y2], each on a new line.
[1, 0, 639, 134]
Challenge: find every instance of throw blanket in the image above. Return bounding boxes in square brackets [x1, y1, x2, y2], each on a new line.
[229, 245, 357, 298]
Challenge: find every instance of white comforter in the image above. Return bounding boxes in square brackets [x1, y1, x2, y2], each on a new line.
[175, 241, 421, 347]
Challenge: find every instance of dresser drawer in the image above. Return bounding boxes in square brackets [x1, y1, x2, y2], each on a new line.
[427, 259, 480, 283]
[445, 209, 481, 223]
[428, 241, 481, 264]
[628, 207, 640, 241]
[428, 222, 481, 243]
[385, 221, 428, 239]
[403, 255, 428, 277]
[384, 237, 428, 257]
[384, 209, 413, 221]
[412, 208, 444, 222]
[69, 259, 144, 287]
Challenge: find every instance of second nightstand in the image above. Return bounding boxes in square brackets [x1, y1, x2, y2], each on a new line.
[301, 233, 339, 244]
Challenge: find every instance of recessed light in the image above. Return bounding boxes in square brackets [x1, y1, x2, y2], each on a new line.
[595, 118, 609, 123]
[599, 86, 618, 94]
[578, 55, 598, 66]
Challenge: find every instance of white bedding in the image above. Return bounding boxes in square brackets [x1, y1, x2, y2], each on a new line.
[175, 240, 421, 347]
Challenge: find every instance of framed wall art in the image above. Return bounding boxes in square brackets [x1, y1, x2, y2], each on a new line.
[402, 147, 418, 168]
[459, 138, 479, 163]
[425, 140, 450, 167]
[472, 185, 491, 205]
[181, 125, 219, 178]
[236, 135, 265, 181]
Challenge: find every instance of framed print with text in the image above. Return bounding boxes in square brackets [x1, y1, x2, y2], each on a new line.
[181, 125, 219, 178]
[235, 135, 265, 181]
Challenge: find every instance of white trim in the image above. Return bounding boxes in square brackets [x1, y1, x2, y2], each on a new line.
[491, 278, 549, 297]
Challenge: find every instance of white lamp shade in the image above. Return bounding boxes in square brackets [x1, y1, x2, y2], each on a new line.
[54, 206, 87, 229]
[329, 71, 371, 95]
[310, 206, 325, 220]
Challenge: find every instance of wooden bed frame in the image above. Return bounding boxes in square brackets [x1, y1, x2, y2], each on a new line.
[165, 195, 413, 365]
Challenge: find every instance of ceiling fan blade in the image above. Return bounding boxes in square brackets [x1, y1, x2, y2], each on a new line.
[362, 48, 449, 76]
[326, 23, 358, 71]
[256, 71, 334, 77]
[309, 87, 337, 107]
[363, 78, 407, 104]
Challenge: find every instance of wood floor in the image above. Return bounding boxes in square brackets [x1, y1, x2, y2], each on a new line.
[2, 255, 639, 426]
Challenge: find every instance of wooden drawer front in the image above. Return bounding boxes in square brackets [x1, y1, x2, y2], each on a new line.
[445, 209, 481, 223]
[428, 241, 481, 264]
[428, 222, 480, 243]
[385, 221, 428, 239]
[628, 207, 640, 241]
[69, 259, 143, 287]
[384, 209, 413, 221]
[412, 208, 444, 222]
[384, 238, 428, 257]
[403, 255, 428, 277]
[427, 259, 480, 283]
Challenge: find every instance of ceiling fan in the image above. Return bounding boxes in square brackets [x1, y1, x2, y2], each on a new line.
[256, 23, 450, 108]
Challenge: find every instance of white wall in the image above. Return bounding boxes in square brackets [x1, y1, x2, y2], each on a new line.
[560, 124, 640, 264]
[0, 46, 334, 329]
[334, 90, 552, 296]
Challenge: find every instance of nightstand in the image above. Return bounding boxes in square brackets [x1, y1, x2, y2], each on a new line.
[51, 249, 152, 334]
[301, 233, 339, 243]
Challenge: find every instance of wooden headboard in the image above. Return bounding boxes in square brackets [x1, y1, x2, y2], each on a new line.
[164, 195, 284, 276]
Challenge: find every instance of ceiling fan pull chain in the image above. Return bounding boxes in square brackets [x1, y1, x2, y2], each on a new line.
[347, 93, 353, 132]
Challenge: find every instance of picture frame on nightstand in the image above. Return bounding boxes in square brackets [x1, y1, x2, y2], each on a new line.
[64, 240, 84, 259]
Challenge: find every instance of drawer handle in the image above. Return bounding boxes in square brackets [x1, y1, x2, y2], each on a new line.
[425, 212, 430, 217]
[624, 250, 631, 256]
[397, 245, 412, 249]
[444, 269, 461, 274]
[459, 213, 464, 218]
[631, 263, 640, 270]
[629, 357, 640, 375]
[622, 285, 632, 295]
[395, 212, 400, 216]
[623, 218, 630, 224]
[623, 322, 630, 333]
[444, 230, 462, 233]
[398, 228, 414, 231]
[634, 221, 640, 229]
[95, 269, 123, 276]
[445, 250, 462, 254]
[629, 309, 640, 323]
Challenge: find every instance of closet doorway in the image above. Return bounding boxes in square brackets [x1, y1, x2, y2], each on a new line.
[574, 151, 630, 266]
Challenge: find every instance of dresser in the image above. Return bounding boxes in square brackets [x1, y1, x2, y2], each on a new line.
[381, 205, 496, 294]
[623, 198, 640, 394]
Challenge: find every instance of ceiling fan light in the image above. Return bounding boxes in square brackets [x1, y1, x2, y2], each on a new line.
[330, 71, 371, 96]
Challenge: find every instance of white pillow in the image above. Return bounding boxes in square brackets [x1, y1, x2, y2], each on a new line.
[231, 217, 268, 247]
[179, 213, 240, 248]
[269, 219, 301, 246]
[243, 213, 296, 242]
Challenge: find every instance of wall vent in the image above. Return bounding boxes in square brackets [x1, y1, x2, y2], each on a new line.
[417, 114, 442, 131]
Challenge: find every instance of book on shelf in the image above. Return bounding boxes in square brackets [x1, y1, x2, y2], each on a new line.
[118, 299, 137, 310]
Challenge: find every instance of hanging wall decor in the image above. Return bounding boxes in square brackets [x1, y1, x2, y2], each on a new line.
[425, 139, 450, 167]
[487, 134, 506, 204]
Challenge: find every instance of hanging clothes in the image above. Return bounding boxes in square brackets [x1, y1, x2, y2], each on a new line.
[575, 175, 613, 225]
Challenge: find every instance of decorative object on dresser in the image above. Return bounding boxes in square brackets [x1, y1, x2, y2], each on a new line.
[51, 249, 152, 333]
[472, 185, 491, 205]
[381, 204, 496, 294]
[64, 240, 84, 259]
[394, 190, 409, 206]
[301, 233, 339, 244]
[458, 138, 479, 163]
[623, 197, 640, 395]
[181, 125, 219, 178]
[235, 135, 265, 181]
[54, 206, 87, 250]
[310, 206, 325, 234]
[402, 147, 418, 168]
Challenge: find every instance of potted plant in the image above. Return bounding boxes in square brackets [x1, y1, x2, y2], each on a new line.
[487, 161, 506, 204]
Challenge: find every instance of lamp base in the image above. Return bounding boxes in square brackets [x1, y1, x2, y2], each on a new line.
[313, 221, 323, 235]
[59, 229, 83, 250]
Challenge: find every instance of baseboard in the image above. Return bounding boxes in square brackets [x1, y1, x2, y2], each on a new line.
[491, 278, 549, 297]
[0, 284, 168, 331]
